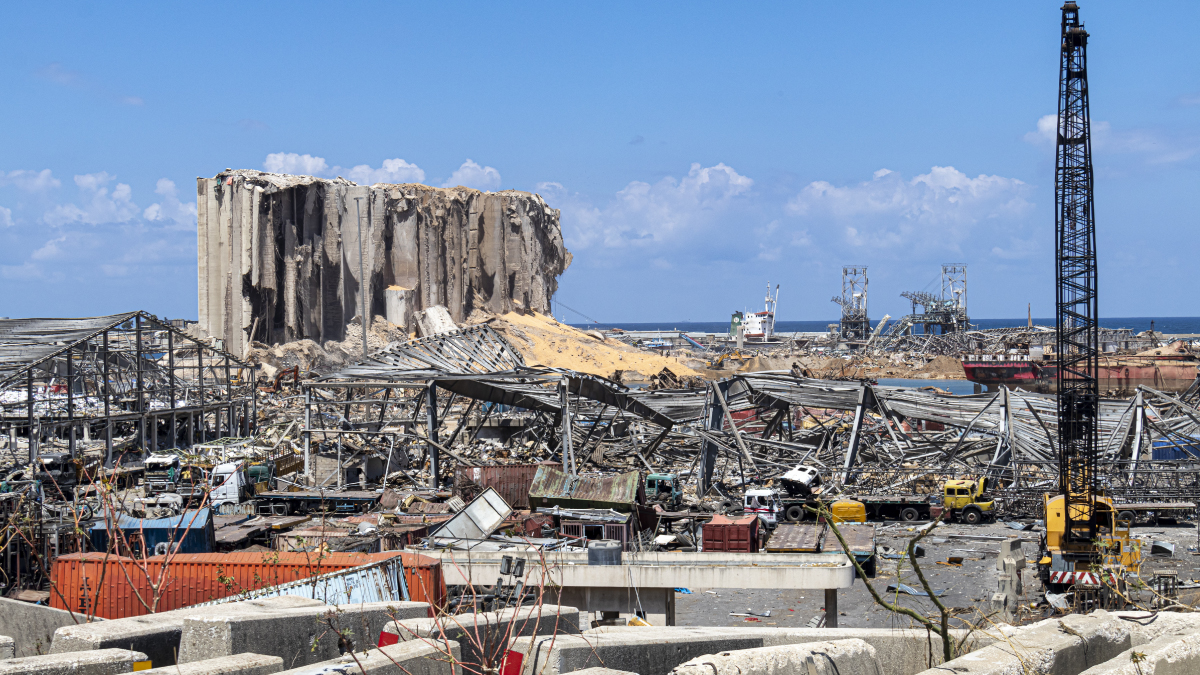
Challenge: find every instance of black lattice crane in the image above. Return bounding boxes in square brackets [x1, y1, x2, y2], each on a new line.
[1037, 2, 1141, 594]
[1054, 0, 1100, 546]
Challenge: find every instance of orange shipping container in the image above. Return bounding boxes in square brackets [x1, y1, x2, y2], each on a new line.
[51, 550, 445, 619]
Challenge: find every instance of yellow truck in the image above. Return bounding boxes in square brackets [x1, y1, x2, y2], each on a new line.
[940, 478, 995, 525]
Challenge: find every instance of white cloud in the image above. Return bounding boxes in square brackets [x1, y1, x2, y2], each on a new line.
[549, 162, 754, 251]
[263, 153, 330, 176]
[0, 262, 41, 280]
[1024, 114, 1198, 165]
[0, 206, 11, 227]
[346, 158, 425, 185]
[43, 172, 139, 227]
[788, 166, 1031, 251]
[1, 169, 61, 192]
[31, 236, 68, 260]
[143, 178, 197, 229]
[442, 159, 501, 191]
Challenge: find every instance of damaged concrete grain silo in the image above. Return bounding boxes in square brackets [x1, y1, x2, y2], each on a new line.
[196, 170, 570, 357]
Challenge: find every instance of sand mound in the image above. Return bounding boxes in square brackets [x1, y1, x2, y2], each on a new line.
[913, 355, 967, 378]
[487, 312, 703, 380]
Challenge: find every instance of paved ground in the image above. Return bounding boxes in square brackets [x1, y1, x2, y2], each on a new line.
[675, 519, 1200, 629]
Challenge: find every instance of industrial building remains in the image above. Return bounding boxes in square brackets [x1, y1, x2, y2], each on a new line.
[197, 170, 570, 357]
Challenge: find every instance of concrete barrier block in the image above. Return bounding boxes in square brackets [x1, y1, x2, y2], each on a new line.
[141, 653, 284, 675]
[0, 597, 93, 657]
[0, 637, 13, 660]
[916, 612, 1131, 675]
[672, 639, 878, 675]
[51, 596, 326, 668]
[179, 601, 420, 668]
[0, 647, 148, 675]
[510, 631, 771, 675]
[1111, 611, 1200, 647]
[276, 638, 459, 675]
[565, 669, 640, 675]
[586, 625, 987, 675]
[382, 604, 583, 671]
[1080, 630, 1200, 675]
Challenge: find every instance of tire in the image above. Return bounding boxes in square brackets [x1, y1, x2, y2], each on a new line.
[962, 506, 983, 525]
[1117, 510, 1135, 525]
[900, 507, 920, 522]
[786, 505, 805, 523]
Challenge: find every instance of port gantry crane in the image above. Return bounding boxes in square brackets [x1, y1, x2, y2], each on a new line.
[1038, 1, 1140, 593]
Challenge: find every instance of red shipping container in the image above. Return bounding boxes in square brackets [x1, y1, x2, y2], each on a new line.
[50, 550, 445, 619]
[454, 464, 548, 510]
[702, 514, 760, 553]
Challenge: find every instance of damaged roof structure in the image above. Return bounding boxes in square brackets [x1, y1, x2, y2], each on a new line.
[0, 311, 255, 463]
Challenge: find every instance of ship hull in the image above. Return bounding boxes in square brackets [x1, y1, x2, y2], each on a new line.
[961, 357, 1198, 394]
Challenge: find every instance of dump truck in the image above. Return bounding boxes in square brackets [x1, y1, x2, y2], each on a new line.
[941, 478, 995, 524]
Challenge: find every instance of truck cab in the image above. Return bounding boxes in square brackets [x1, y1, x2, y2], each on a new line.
[144, 454, 181, 496]
[743, 489, 783, 527]
[943, 478, 994, 525]
[645, 473, 682, 508]
[210, 462, 250, 509]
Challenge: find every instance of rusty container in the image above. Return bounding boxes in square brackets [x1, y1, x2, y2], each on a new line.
[454, 464, 544, 510]
[397, 551, 446, 609]
[51, 550, 443, 619]
[702, 514, 760, 553]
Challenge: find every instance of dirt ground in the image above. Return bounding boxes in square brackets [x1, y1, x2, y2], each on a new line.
[675, 520, 1200, 629]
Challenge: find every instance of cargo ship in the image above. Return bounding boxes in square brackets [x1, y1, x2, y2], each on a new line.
[961, 342, 1199, 393]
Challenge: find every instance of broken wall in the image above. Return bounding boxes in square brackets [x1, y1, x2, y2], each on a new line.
[197, 170, 570, 357]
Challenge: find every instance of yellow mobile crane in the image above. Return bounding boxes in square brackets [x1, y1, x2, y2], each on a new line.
[1036, 2, 1139, 594]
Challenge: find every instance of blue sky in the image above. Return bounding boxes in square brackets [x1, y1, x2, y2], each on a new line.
[1, 1, 1197, 323]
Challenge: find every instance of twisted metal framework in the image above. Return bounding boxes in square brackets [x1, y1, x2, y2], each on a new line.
[832, 266, 870, 341]
[1055, 1, 1100, 545]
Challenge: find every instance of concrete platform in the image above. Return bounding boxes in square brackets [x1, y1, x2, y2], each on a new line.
[425, 550, 854, 627]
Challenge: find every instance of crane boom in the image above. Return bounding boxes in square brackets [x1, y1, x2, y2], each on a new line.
[1054, 0, 1101, 545]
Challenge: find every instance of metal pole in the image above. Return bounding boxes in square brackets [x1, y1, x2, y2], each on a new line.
[26, 368, 35, 464]
[168, 327, 176, 448]
[354, 197, 369, 362]
[426, 384, 440, 488]
[560, 378, 575, 475]
[136, 314, 145, 451]
[103, 329, 112, 467]
[304, 386, 312, 480]
[224, 355, 232, 438]
[67, 345, 75, 458]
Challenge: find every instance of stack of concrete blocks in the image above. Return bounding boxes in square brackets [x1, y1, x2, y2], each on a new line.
[990, 537, 1026, 622]
[196, 170, 570, 357]
[176, 601, 432, 670]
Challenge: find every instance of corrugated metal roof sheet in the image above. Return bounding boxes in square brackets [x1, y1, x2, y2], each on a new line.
[528, 465, 641, 511]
